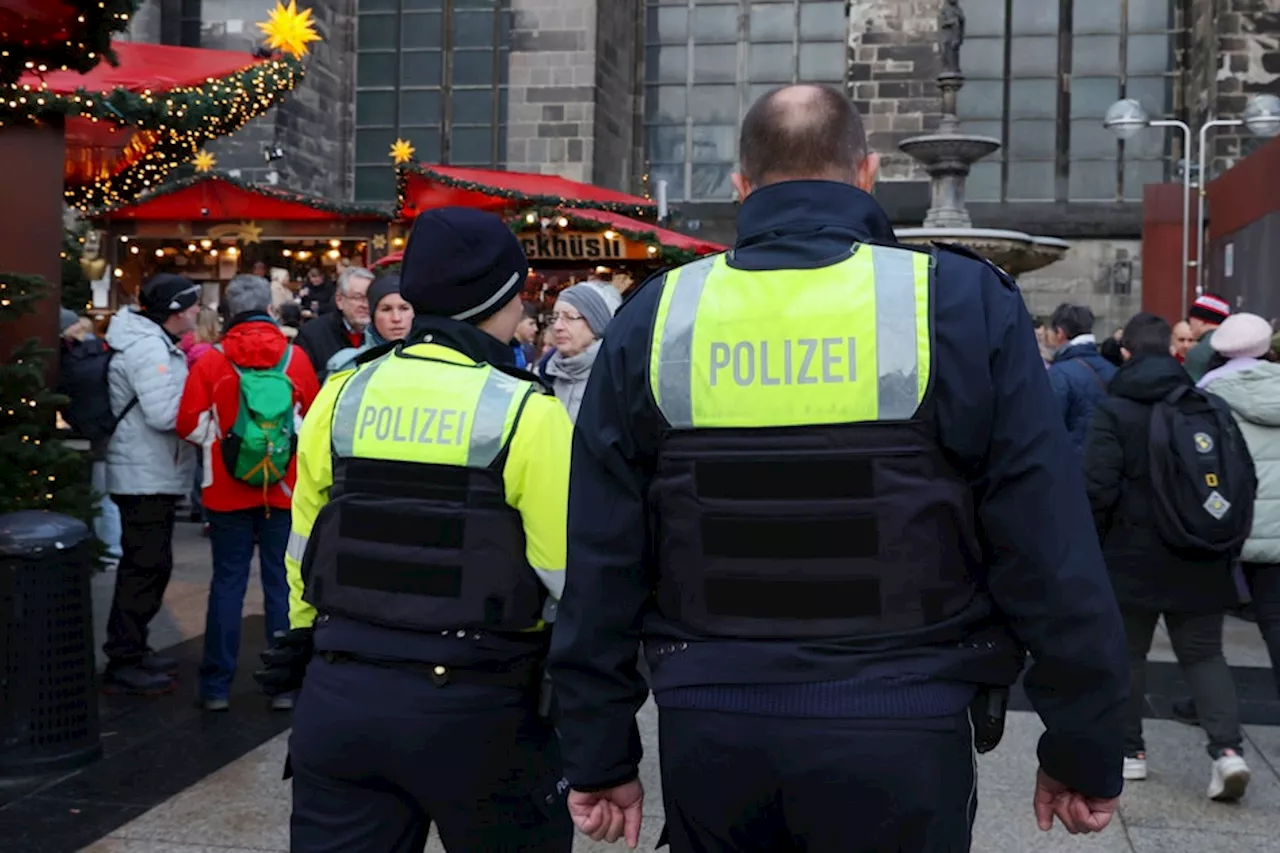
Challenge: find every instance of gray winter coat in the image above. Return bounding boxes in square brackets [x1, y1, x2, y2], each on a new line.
[104, 308, 196, 496]
[1206, 361, 1280, 564]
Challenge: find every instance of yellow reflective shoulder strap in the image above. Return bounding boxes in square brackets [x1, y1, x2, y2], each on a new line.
[650, 254, 719, 430]
[867, 243, 931, 421]
[466, 367, 535, 468]
[330, 356, 389, 458]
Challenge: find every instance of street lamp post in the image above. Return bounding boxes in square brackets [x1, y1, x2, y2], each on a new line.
[1104, 94, 1280, 318]
[1195, 95, 1280, 295]
[1104, 99, 1192, 318]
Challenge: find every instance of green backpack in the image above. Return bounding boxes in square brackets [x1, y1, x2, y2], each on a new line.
[219, 346, 298, 490]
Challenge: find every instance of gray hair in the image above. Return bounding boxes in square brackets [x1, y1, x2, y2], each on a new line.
[223, 275, 272, 317]
[338, 266, 375, 296]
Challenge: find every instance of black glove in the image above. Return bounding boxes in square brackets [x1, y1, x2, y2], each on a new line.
[254, 627, 315, 696]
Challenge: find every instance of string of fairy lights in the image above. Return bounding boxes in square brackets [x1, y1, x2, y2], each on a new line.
[0, 1, 316, 211]
[0, 0, 140, 87]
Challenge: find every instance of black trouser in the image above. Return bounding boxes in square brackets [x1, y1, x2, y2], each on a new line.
[658, 708, 976, 853]
[1120, 607, 1242, 758]
[1242, 562, 1280, 697]
[289, 655, 571, 853]
[104, 494, 180, 669]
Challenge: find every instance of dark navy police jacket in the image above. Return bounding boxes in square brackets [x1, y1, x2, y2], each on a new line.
[548, 181, 1129, 801]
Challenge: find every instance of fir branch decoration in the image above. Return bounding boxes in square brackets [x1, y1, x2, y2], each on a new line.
[0, 275, 94, 522]
[395, 163, 657, 219]
[0, 0, 140, 87]
[85, 170, 395, 220]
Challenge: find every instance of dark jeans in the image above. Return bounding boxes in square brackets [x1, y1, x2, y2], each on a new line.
[658, 708, 976, 852]
[104, 494, 180, 669]
[1121, 607, 1242, 758]
[1242, 562, 1280, 697]
[190, 456, 205, 521]
[290, 657, 571, 853]
[199, 507, 291, 700]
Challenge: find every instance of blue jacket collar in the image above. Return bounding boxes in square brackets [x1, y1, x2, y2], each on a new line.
[1054, 342, 1103, 363]
[735, 181, 897, 248]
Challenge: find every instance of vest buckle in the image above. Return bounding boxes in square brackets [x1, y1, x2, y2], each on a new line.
[429, 664, 450, 686]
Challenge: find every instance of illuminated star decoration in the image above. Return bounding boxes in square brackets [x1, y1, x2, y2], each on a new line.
[389, 138, 416, 165]
[258, 0, 322, 59]
[192, 150, 217, 173]
[239, 221, 264, 244]
[371, 233, 388, 250]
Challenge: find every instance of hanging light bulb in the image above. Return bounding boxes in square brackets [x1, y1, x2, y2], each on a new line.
[329, 239, 341, 248]
[200, 239, 213, 249]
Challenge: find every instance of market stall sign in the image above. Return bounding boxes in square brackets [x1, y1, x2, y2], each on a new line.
[519, 231, 646, 262]
[206, 221, 264, 244]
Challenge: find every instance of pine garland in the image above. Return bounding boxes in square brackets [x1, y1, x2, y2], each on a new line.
[0, 0, 140, 87]
[0, 273, 94, 523]
[85, 170, 394, 220]
[1, 57, 306, 211]
[396, 163, 657, 219]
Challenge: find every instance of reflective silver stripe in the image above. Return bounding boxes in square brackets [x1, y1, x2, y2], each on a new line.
[467, 368, 527, 468]
[330, 360, 387, 457]
[286, 531, 308, 564]
[655, 256, 717, 429]
[870, 246, 921, 421]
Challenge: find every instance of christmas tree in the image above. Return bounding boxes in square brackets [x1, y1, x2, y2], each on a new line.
[61, 224, 93, 312]
[0, 271, 94, 521]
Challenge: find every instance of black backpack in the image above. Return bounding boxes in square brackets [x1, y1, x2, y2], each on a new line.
[1147, 385, 1257, 553]
[57, 338, 137, 443]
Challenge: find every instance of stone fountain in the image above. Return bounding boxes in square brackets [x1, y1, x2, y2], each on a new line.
[893, 0, 1068, 276]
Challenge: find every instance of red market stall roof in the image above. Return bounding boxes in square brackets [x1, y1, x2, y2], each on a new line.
[90, 173, 393, 223]
[398, 163, 657, 219]
[15, 40, 304, 206]
[24, 40, 272, 92]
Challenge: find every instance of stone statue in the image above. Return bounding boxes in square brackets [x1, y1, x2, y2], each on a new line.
[938, 0, 965, 74]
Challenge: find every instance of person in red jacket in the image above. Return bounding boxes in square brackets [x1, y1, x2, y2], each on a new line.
[178, 276, 320, 712]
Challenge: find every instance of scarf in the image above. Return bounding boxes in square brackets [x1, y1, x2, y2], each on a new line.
[545, 340, 601, 422]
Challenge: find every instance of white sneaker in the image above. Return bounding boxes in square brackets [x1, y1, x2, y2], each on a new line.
[1208, 751, 1250, 801]
[1123, 754, 1148, 781]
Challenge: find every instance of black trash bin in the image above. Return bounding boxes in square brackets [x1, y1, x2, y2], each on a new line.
[0, 510, 102, 777]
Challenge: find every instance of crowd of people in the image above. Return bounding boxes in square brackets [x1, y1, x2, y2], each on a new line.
[1037, 294, 1280, 801]
[55, 255, 623, 707]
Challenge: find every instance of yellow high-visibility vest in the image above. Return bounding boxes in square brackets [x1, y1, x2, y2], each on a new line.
[649, 244, 932, 430]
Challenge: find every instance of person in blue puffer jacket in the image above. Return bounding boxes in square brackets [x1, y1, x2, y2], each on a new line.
[1047, 302, 1117, 457]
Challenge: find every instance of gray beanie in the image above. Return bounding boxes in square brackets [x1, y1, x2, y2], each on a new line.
[557, 283, 618, 337]
[59, 308, 80, 334]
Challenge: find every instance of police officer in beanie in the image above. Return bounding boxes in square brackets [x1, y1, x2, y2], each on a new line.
[549, 84, 1129, 850]
[255, 207, 575, 853]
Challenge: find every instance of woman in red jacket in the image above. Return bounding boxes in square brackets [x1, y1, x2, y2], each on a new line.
[178, 276, 320, 712]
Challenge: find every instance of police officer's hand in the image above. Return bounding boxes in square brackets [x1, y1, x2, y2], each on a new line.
[567, 780, 644, 848]
[254, 627, 315, 696]
[1033, 768, 1119, 834]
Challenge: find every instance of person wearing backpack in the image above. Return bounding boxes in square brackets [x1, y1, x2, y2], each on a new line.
[56, 308, 122, 568]
[1083, 312, 1253, 801]
[177, 275, 320, 712]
